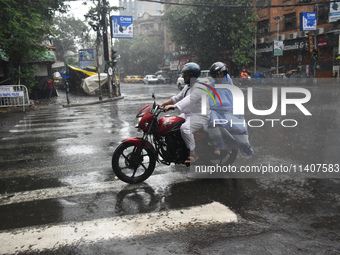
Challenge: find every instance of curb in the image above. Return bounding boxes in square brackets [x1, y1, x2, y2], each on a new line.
[62, 96, 124, 108]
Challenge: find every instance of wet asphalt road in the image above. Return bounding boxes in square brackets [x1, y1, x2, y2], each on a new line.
[0, 81, 340, 254]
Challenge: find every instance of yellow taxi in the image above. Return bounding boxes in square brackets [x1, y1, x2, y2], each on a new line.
[131, 75, 143, 83]
[123, 75, 143, 83]
[123, 76, 133, 83]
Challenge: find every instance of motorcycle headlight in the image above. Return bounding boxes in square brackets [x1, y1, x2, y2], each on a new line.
[135, 117, 142, 128]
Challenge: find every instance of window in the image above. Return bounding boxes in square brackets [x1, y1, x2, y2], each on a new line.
[257, 19, 270, 34]
[318, 4, 329, 24]
[284, 12, 297, 31]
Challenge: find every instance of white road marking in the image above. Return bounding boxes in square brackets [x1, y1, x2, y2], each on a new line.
[8, 124, 93, 133]
[0, 202, 237, 254]
[0, 161, 112, 179]
[0, 172, 190, 206]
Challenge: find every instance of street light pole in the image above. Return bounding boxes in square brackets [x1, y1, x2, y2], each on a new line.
[274, 15, 281, 74]
[254, 24, 257, 75]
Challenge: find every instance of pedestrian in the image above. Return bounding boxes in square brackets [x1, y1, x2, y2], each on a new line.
[297, 62, 302, 78]
[45, 78, 54, 99]
[159, 62, 209, 163]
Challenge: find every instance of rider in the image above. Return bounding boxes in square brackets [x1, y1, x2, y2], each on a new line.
[159, 62, 209, 163]
[208, 62, 254, 156]
[240, 68, 248, 79]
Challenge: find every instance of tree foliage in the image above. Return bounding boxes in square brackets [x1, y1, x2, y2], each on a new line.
[0, 0, 66, 86]
[163, 0, 255, 71]
[115, 35, 164, 75]
[53, 16, 94, 64]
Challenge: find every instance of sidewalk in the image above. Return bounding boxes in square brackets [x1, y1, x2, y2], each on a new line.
[1, 91, 124, 114]
[38, 90, 123, 106]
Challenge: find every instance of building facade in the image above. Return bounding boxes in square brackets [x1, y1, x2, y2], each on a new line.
[118, 0, 181, 78]
[118, 1, 340, 79]
[119, 0, 163, 20]
[256, 0, 339, 78]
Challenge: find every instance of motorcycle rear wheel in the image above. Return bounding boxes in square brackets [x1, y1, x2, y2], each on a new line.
[112, 142, 156, 184]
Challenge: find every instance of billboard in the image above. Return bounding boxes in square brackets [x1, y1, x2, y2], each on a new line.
[79, 49, 94, 61]
[111, 15, 133, 38]
[330, 2, 340, 22]
[300, 12, 317, 31]
[274, 40, 283, 56]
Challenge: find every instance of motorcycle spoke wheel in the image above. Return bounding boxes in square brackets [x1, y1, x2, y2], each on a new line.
[112, 143, 156, 184]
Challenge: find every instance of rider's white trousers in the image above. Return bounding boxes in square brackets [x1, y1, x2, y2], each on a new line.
[179, 113, 209, 151]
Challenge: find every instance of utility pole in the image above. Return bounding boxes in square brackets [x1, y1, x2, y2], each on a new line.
[101, 0, 123, 98]
[87, 0, 123, 99]
[96, 0, 102, 100]
[101, 0, 111, 97]
[254, 24, 257, 75]
[274, 15, 281, 74]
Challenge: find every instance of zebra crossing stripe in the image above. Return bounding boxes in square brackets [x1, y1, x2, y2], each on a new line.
[0, 172, 189, 206]
[0, 202, 237, 254]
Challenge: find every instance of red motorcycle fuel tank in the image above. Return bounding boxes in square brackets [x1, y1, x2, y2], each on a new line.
[158, 116, 185, 135]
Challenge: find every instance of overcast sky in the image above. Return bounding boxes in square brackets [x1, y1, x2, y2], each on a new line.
[67, 0, 120, 21]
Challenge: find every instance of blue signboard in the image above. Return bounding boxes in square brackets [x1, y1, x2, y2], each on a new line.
[329, 2, 340, 22]
[79, 49, 94, 61]
[300, 12, 316, 31]
[111, 15, 134, 38]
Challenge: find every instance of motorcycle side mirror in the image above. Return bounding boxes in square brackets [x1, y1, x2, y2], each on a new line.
[152, 93, 156, 109]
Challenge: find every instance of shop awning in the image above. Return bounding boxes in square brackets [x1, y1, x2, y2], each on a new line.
[68, 65, 97, 77]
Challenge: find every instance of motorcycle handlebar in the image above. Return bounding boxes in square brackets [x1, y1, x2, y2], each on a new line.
[165, 106, 176, 111]
[153, 104, 175, 114]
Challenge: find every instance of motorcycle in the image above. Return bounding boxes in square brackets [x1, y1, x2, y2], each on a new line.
[112, 95, 238, 184]
[238, 75, 251, 87]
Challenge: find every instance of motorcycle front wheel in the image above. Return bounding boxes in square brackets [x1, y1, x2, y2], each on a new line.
[220, 148, 238, 166]
[112, 142, 156, 184]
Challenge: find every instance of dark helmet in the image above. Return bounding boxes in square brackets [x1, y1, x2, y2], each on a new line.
[180, 62, 201, 78]
[209, 62, 228, 78]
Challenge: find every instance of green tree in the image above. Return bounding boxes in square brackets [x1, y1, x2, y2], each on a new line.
[53, 16, 94, 64]
[115, 35, 164, 75]
[0, 0, 66, 87]
[164, 0, 255, 71]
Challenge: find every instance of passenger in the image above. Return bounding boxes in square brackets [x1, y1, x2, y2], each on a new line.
[208, 62, 254, 156]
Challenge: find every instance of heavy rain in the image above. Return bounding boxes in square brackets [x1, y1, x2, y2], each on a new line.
[0, 0, 340, 254]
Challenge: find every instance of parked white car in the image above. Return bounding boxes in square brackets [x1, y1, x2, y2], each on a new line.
[157, 74, 171, 84]
[143, 75, 158, 85]
[197, 70, 213, 84]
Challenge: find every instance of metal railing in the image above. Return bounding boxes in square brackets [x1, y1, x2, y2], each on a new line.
[0, 85, 30, 111]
